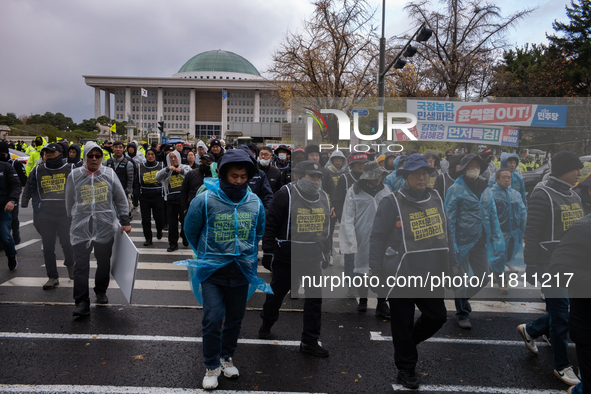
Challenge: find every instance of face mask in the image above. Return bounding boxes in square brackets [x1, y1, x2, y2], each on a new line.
[259, 159, 270, 167]
[464, 168, 480, 180]
[278, 153, 287, 160]
[297, 177, 321, 195]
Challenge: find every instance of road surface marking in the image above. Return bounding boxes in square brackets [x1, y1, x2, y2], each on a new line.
[391, 383, 563, 393]
[15, 238, 40, 250]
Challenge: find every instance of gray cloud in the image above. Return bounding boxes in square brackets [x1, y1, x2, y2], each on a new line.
[0, 0, 573, 124]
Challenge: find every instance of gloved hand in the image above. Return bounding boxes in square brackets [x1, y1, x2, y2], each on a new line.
[262, 253, 274, 271]
[321, 253, 331, 270]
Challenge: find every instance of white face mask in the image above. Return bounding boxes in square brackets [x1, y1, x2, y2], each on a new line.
[278, 153, 287, 160]
[259, 158, 270, 167]
[465, 168, 480, 180]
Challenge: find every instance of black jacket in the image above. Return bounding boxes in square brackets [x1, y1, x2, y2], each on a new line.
[262, 183, 330, 265]
[258, 163, 282, 193]
[0, 162, 22, 208]
[180, 168, 209, 212]
[524, 177, 577, 269]
[8, 159, 27, 187]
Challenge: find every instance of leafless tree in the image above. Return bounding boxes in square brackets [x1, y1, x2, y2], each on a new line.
[403, 0, 535, 98]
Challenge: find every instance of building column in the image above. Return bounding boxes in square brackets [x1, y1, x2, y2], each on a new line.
[287, 109, 292, 124]
[254, 91, 260, 122]
[104, 91, 111, 119]
[125, 87, 131, 123]
[157, 88, 163, 125]
[221, 89, 228, 141]
[189, 89, 196, 138]
[94, 87, 101, 119]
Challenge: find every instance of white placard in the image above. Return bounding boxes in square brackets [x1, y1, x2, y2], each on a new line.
[110, 229, 139, 303]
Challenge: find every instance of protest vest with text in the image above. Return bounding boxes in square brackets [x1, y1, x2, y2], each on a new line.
[538, 185, 584, 253]
[288, 183, 330, 244]
[139, 162, 163, 196]
[36, 162, 72, 211]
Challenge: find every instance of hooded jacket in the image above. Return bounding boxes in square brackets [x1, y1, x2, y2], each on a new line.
[67, 144, 83, 168]
[104, 149, 135, 194]
[173, 150, 271, 304]
[155, 150, 192, 203]
[195, 141, 208, 161]
[488, 152, 526, 205]
[65, 142, 130, 246]
[384, 155, 408, 192]
[236, 145, 274, 209]
[126, 141, 146, 165]
[25, 135, 47, 176]
[325, 150, 349, 187]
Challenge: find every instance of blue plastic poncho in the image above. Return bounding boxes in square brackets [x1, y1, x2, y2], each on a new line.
[444, 175, 485, 265]
[488, 152, 526, 206]
[481, 183, 527, 273]
[384, 155, 408, 192]
[173, 177, 272, 304]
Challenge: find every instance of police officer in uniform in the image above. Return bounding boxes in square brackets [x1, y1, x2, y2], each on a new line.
[134, 148, 164, 246]
[369, 154, 459, 390]
[28, 143, 75, 289]
[259, 160, 331, 357]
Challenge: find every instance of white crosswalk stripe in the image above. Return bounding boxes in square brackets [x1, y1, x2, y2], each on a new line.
[0, 384, 321, 394]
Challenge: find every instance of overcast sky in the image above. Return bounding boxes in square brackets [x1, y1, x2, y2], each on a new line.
[0, 0, 572, 124]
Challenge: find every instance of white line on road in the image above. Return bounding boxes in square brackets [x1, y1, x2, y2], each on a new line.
[52, 260, 271, 273]
[15, 238, 41, 250]
[0, 384, 322, 393]
[19, 220, 34, 226]
[0, 277, 264, 292]
[391, 383, 563, 393]
[0, 332, 301, 347]
[372, 331, 575, 348]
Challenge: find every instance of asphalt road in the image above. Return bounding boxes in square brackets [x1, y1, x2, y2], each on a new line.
[0, 205, 577, 393]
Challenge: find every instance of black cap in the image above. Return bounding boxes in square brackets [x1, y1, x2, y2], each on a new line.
[274, 145, 290, 155]
[0, 142, 8, 154]
[304, 145, 320, 156]
[551, 150, 584, 177]
[43, 143, 63, 153]
[296, 160, 323, 176]
[200, 153, 215, 162]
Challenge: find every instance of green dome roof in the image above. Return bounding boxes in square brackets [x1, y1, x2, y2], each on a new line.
[178, 50, 261, 76]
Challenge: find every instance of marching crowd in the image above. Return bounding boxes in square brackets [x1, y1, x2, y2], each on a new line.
[1, 135, 590, 392]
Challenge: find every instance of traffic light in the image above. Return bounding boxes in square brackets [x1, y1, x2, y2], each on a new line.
[393, 58, 407, 69]
[403, 45, 417, 57]
[158, 121, 164, 134]
[416, 27, 433, 42]
[370, 119, 378, 134]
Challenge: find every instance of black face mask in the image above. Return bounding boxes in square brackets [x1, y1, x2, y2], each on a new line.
[219, 178, 248, 203]
[46, 155, 64, 169]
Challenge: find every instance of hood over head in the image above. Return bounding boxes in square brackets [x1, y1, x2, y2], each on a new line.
[68, 144, 81, 162]
[424, 151, 441, 169]
[196, 140, 207, 150]
[166, 150, 182, 167]
[83, 142, 103, 169]
[500, 152, 520, 168]
[218, 148, 257, 180]
[326, 150, 348, 171]
[457, 153, 487, 175]
[34, 135, 47, 151]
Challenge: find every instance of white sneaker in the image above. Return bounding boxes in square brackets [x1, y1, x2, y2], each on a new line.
[202, 366, 221, 390]
[220, 357, 239, 378]
[554, 366, 580, 386]
[517, 324, 538, 355]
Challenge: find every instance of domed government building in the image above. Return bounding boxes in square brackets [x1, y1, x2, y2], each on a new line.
[83, 50, 300, 141]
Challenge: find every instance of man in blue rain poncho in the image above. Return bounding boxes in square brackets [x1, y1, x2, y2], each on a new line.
[384, 155, 409, 192]
[445, 153, 490, 329]
[481, 168, 527, 295]
[174, 149, 272, 390]
[488, 152, 526, 206]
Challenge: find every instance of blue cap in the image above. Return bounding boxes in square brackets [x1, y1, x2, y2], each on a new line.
[397, 154, 437, 179]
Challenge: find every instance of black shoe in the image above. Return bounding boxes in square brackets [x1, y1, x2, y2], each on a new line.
[375, 301, 391, 319]
[300, 342, 329, 357]
[182, 238, 189, 247]
[157, 230, 163, 240]
[96, 293, 108, 305]
[258, 327, 271, 339]
[73, 302, 90, 317]
[67, 265, 74, 280]
[167, 244, 178, 252]
[143, 239, 153, 246]
[7, 257, 17, 271]
[397, 370, 420, 389]
[357, 299, 368, 313]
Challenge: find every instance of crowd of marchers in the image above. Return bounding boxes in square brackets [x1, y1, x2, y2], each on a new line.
[1, 136, 590, 393]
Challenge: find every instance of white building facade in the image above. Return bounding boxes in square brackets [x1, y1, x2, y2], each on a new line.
[84, 50, 295, 141]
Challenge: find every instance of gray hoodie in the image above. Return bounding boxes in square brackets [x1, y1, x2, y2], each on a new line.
[155, 150, 191, 202]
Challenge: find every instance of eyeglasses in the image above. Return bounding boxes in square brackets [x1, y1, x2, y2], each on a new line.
[87, 154, 103, 159]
